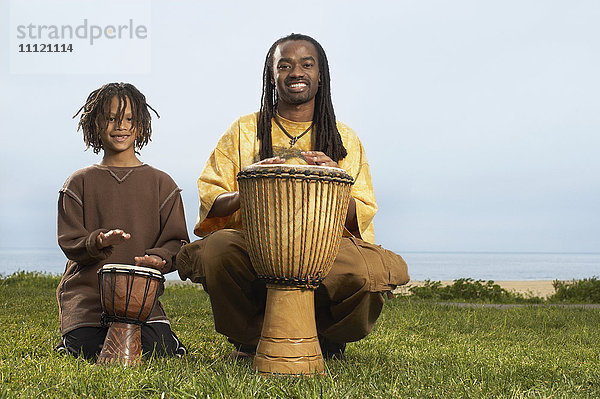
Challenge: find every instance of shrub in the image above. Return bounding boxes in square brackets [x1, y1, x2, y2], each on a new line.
[408, 278, 543, 303]
[0, 271, 61, 290]
[549, 277, 600, 303]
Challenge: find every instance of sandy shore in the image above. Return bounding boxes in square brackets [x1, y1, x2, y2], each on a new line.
[168, 279, 558, 298]
[396, 280, 557, 298]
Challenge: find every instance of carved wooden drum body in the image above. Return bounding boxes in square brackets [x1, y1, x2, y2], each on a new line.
[97, 264, 164, 366]
[237, 164, 353, 375]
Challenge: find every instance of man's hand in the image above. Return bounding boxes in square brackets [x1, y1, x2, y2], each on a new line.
[134, 254, 167, 271]
[96, 229, 130, 249]
[301, 151, 339, 168]
[255, 156, 286, 165]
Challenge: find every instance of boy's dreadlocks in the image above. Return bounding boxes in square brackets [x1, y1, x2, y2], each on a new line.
[257, 33, 348, 162]
[73, 82, 159, 154]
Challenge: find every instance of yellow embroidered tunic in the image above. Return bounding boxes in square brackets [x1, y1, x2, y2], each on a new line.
[194, 113, 377, 243]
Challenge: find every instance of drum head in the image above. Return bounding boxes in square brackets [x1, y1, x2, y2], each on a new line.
[100, 264, 163, 278]
[238, 163, 353, 184]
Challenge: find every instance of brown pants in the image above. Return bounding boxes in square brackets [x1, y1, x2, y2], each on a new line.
[177, 229, 409, 346]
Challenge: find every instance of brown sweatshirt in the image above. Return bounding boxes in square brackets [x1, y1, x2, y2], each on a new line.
[56, 164, 189, 334]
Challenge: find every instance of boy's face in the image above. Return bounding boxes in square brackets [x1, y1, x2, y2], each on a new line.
[100, 96, 137, 155]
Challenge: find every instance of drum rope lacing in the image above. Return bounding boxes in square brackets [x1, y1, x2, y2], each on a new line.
[238, 165, 354, 290]
[237, 168, 354, 185]
[99, 268, 164, 327]
[238, 167, 354, 289]
[257, 274, 324, 289]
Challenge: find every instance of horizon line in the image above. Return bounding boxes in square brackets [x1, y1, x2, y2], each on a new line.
[0, 247, 599, 256]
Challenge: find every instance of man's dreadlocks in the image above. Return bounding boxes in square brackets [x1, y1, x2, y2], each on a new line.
[73, 82, 159, 154]
[257, 33, 347, 162]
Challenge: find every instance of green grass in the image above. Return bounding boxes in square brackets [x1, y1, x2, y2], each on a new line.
[1, 272, 600, 398]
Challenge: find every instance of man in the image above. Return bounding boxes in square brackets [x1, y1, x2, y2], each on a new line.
[177, 33, 409, 359]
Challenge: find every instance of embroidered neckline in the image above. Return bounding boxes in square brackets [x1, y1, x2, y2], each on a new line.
[94, 164, 146, 184]
[108, 169, 134, 183]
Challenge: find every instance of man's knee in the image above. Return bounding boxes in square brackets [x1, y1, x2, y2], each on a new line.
[347, 291, 385, 341]
[319, 291, 384, 343]
[187, 230, 254, 291]
[177, 229, 248, 284]
[203, 230, 247, 265]
[323, 241, 371, 302]
[176, 239, 206, 283]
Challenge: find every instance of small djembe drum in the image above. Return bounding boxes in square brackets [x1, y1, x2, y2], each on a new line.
[97, 264, 165, 366]
[237, 164, 354, 375]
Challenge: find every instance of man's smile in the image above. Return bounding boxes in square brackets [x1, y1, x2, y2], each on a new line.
[286, 80, 309, 92]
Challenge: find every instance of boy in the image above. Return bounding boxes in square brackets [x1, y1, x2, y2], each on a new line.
[56, 82, 189, 359]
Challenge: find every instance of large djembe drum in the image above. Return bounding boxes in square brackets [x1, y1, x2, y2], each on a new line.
[97, 264, 165, 365]
[237, 164, 354, 375]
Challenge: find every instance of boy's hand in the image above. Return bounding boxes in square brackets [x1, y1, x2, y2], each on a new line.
[96, 229, 131, 249]
[134, 254, 167, 271]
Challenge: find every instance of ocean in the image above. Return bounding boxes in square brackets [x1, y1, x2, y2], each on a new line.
[1, 248, 599, 281]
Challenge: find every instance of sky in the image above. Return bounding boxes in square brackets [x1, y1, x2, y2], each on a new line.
[0, 0, 599, 254]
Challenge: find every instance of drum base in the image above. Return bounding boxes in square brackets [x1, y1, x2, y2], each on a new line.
[254, 286, 325, 376]
[97, 322, 142, 366]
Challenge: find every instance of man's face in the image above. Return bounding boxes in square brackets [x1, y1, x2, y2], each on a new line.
[272, 40, 320, 107]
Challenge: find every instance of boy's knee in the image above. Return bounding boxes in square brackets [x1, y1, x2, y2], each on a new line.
[57, 327, 107, 359]
[141, 323, 186, 357]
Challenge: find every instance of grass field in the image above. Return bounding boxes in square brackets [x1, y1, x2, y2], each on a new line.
[1, 272, 600, 398]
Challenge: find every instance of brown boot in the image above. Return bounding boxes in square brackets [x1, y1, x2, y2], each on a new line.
[227, 339, 257, 360]
[319, 335, 346, 360]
